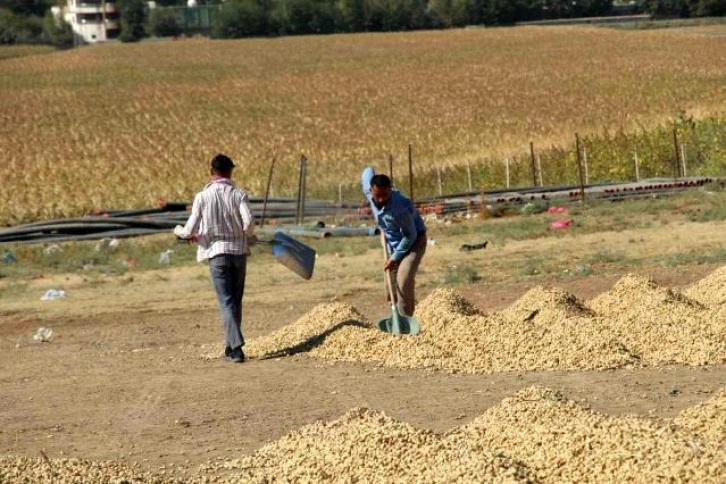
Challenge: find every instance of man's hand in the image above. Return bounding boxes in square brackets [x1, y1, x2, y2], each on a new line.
[247, 234, 259, 246]
[173, 225, 188, 238]
[384, 258, 400, 271]
[174, 225, 198, 243]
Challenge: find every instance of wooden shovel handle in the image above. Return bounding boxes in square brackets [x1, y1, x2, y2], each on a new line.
[380, 231, 397, 305]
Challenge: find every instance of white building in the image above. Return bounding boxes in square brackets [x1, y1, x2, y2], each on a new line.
[55, 1, 121, 44]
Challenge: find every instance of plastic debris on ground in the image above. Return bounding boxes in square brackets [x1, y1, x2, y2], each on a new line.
[550, 219, 574, 229]
[460, 241, 488, 252]
[40, 289, 66, 301]
[158, 249, 174, 265]
[44, 244, 63, 255]
[33, 327, 53, 342]
[95, 238, 119, 252]
[547, 206, 569, 214]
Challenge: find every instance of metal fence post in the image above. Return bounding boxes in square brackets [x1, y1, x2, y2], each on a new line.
[530, 142, 538, 187]
[389, 153, 394, 185]
[537, 154, 544, 187]
[505, 158, 510, 188]
[260, 157, 275, 227]
[575, 133, 586, 200]
[408, 143, 414, 203]
[437, 167, 443, 196]
[634, 147, 640, 182]
[295, 154, 307, 225]
[673, 125, 681, 179]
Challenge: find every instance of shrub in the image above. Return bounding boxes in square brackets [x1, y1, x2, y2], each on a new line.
[212, 0, 265, 38]
[118, 0, 148, 42]
[42, 10, 74, 48]
[149, 8, 183, 37]
[0, 8, 43, 44]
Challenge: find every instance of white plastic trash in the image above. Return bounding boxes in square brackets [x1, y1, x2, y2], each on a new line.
[158, 249, 174, 265]
[44, 244, 63, 255]
[33, 327, 53, 342]
[40, 289, 66, 301]
[95, 238, 119, 252]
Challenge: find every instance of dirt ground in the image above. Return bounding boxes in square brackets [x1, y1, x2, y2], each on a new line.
[1, 219, 725, 479]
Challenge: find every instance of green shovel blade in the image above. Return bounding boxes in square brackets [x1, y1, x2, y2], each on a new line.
[377, 306, 420, 336]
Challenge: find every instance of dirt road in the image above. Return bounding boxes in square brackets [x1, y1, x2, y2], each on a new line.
[1, 259, 723, 478]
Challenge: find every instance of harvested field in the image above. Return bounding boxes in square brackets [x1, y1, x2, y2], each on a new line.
[205, 267, 726, 374]
[2, 26, 726, 225]
[2, 386, 723, 483]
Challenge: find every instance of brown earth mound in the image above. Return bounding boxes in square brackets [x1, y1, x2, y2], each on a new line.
[0, 456, 182, 484]
[674, 388, 726, 445]
[589, 273, 705, 313]
[213, 408, 535, 483]
[445, 386, 725, 484]
[589, 273, 723, 365]
[300, 287, 635, 373]
[499, 286, 595, 324]
[685, 266, 726, 308]
[201, 267, 725, 373]
[245, 302, 369, 359]
[3, 386, 724, 483]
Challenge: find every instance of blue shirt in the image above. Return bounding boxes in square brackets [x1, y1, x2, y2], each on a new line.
[361, 167, 426, 261]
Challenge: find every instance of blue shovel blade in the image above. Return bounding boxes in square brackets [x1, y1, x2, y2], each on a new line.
[271, 231, 316, 280]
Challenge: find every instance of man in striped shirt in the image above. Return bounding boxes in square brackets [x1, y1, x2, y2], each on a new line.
[174, 154, 256, 363]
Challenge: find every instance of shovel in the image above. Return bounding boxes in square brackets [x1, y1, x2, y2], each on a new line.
[376, 233, 420, 336]
[258, 231, 316, 280]
[177, 231, 315, 280]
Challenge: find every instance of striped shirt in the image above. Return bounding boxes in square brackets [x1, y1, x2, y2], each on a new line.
[175, 178, 255, 263]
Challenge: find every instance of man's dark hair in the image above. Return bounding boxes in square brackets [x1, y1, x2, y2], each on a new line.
[211, 153, 235, 172]
[370, 174, 392, 188]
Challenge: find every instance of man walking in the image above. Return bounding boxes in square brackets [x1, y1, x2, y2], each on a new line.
[174, 154, 256, 363]
[362, 167, 427, 317]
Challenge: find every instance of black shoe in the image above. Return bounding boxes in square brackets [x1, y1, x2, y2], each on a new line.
[227, 346, 245, 363]
[224, 346, 232, 359]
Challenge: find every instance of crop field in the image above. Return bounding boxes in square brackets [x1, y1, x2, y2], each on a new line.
[1, 25, 726, 226]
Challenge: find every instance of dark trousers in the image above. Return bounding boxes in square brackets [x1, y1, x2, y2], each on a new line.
[209, 254, 247, 350]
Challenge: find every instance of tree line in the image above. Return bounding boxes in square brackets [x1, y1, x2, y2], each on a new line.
[158, 0, 617, 39]
[1, 0, 725, 46]
[151, 0, 726, 40]
[0, 0, 71, 46]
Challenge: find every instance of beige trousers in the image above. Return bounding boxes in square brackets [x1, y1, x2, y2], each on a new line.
[386, 233, 427, 317]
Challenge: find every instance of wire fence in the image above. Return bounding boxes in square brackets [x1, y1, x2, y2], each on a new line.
[2, 123, 724, 245]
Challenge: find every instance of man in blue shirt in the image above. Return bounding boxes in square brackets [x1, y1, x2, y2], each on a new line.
[362, 167, 427, 317]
